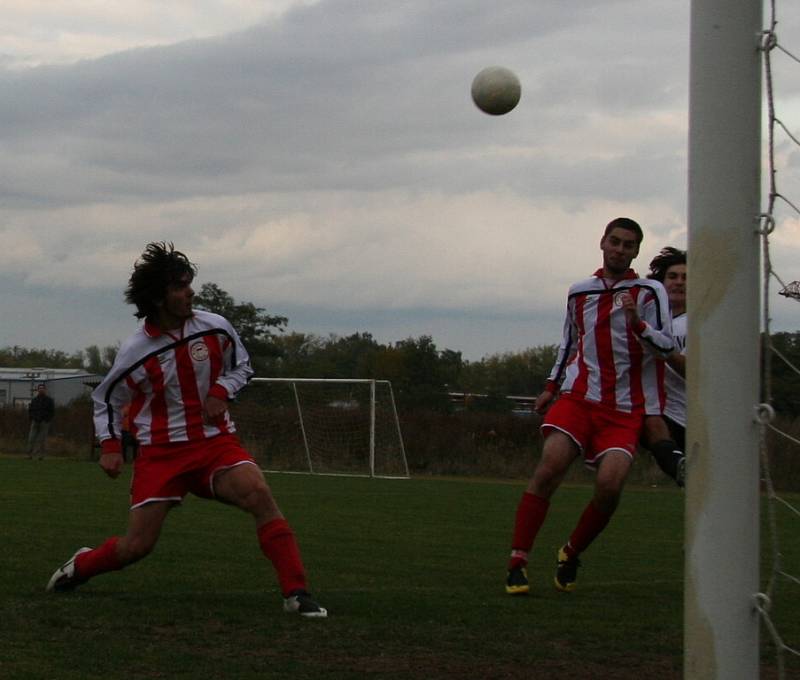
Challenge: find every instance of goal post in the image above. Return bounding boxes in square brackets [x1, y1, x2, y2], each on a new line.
[686, 0, 762, 677]
[230, 378, 410, 479]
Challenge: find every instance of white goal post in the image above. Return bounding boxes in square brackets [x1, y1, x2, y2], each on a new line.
[686, 1, 762, 677]
[231, 378, 409, 479]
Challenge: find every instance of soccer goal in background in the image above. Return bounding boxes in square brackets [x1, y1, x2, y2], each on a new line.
[231, 378, 409, 479]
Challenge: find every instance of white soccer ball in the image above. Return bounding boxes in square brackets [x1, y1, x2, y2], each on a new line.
[471, 66, 521, 116]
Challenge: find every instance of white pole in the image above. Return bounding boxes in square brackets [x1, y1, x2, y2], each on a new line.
[384, 381, 411, 478]
[369, 380, 376, 478]
[292, 381, 315, 474]
[686, 1, 762, 678]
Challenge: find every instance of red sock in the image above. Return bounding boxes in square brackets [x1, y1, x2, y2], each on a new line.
[74, 537, 122, 581]
[566, 501, 613, 557]
[257, 518, 307, 596]
[508, 492, 550, 570]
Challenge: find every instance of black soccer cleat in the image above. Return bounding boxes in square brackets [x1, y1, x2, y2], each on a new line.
[554, 545, 581, 592]
[283, 589, 328, 618]
[505, 565, 530, 595]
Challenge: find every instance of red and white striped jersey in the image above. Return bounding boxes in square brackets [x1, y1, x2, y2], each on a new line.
[93, 310, 254, 452]
[545, 269, 674, 415]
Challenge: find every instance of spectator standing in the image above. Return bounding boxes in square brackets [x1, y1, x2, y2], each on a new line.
[28, 383, 55, 459]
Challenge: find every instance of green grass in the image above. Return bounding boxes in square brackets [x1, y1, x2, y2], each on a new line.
[0, 457, 796, 679]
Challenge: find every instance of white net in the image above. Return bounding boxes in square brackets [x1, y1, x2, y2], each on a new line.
[230, 378, 409, 478]
[757, 4, 800, 676]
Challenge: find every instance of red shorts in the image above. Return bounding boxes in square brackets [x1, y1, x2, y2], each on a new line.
[542, 394, 643, 466]
[130, 434, 257, 509]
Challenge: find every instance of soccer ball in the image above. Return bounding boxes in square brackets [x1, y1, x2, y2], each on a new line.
[471, 66, 521, 116]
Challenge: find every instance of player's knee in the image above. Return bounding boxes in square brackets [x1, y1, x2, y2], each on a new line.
[237, 483, 277, 516]
[529, 463, 562, 497]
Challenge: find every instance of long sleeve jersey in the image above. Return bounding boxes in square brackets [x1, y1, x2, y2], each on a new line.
[93, 310, 254, 454]
[663, 312, 686, 427]
[545, 269, 674, 415]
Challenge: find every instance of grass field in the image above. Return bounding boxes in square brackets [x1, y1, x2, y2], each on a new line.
[0, 457, 797, 679]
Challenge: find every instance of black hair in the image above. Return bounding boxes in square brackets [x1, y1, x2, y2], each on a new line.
[647, 246, 687, 282]
[125, 242, 197, 320]
[603, 217, 644, 245]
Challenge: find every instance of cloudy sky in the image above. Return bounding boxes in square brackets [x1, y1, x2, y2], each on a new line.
[2, 1, 799, 363]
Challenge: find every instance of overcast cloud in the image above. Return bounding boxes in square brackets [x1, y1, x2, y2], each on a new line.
[1, 1, 799, 362]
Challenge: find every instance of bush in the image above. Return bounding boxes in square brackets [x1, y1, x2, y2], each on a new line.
[2, 401, 798, 491]
[0, 398, 94, 458]
[765, 415, 800, 492]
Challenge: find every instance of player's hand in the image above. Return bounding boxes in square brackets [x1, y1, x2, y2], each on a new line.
[99, 452, 124, 479]
[204, 395, 229, 422]
[534, 390, 554, 414]
[619, 292, 641, 326]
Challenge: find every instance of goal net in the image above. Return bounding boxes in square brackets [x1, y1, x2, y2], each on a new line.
[230, 378, 409, 479]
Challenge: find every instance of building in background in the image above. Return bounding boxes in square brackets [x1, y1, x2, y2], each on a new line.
[0, 368, 102, 407]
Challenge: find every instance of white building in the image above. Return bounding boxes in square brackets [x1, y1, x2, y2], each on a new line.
[0, 367, 102, 407]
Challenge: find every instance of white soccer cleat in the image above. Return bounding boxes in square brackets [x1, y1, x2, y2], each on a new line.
[46, 547, 92, 592]
[283, 589, 328, 618]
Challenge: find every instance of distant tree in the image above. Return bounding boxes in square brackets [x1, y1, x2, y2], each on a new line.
[0, 346, 83, 369]
[310, 332, 383, 379]
[459, 344, 557, 396]
[83, 344, 118, 375]
[439, 349, 464, 389]
[193, 282, 288, 374]
[384, 336, 453, 412]
[265, 332, 325, 377]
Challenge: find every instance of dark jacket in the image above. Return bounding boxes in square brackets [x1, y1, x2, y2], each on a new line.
[29, 394, 55, 423]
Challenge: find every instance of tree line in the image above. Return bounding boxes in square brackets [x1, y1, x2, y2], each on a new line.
[2, 282, 799, 416]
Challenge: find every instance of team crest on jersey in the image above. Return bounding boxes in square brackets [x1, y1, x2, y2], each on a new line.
[190, 341, 209, 361]
[613, 291, 628, 308]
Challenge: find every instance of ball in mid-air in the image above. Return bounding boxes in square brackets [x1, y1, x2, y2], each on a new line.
[471, 66, 521, 116]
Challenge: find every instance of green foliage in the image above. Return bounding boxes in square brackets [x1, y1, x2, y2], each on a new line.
[0, 397, 95, 457]
[265, 333, 459, 411]
[193, 282, 288, 373]
[459, 345, 558, 396]
[768, 331, 800, 418]
[82, 344, 118, 375]
[8, 305, 799, 424]
[385, 336, 454, 411]
[262, 333, 554, 413]
[0, 343, 118, 376]
[267, 331, 382, 379]
[0, 345, 83, 368]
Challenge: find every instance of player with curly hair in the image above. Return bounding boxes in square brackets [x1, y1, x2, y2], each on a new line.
[47, 242, 326, 618]
[642, 246, 687, 486]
